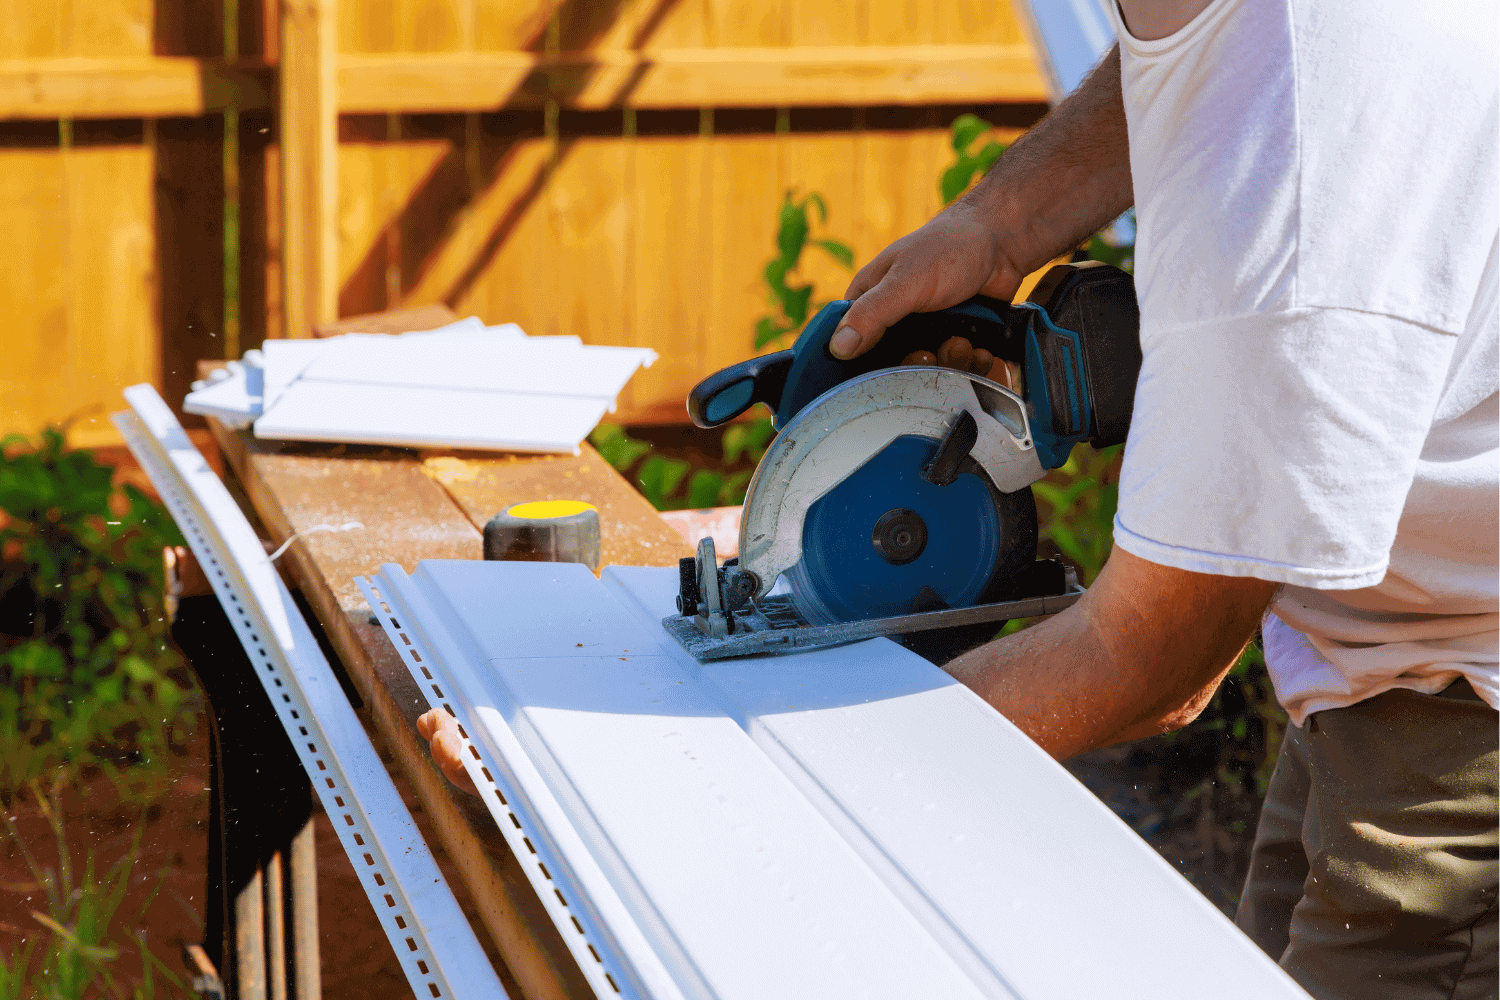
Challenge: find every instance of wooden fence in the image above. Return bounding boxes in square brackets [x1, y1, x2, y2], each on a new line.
[0, 1, 1049, 445]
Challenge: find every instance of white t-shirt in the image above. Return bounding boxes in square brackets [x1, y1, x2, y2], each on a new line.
[1108, 0, 1498, 725]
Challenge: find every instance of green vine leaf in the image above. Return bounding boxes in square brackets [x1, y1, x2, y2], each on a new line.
[949, 113, 990, 154]
[686, 470, 724, 510]
[0, 424, 198, 793]
[753, 189, 856, 351]
[636, 455, 689, 509]
[815, 239, 854, 270]
[941, 114, 1010, 205]
[755, 318, 793, 349]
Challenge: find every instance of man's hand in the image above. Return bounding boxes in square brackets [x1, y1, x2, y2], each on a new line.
[944, 547, 1278, 760]
[416, 707, 479, 796]
[830, 202, 1029, 360]
[832, 46, 1133, 362]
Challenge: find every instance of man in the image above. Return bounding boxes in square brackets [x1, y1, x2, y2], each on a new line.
[424, 1, 1497, 995]
[826, 2, 1496, 997]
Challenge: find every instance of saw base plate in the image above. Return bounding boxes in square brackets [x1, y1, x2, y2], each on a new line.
[663, 571, 1083, 662]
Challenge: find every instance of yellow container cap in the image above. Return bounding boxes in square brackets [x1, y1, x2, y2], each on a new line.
[505, 500, 597, 519]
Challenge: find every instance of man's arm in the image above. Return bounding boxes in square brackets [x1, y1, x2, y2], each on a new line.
[945, 548, 1277, 760]
[830, 46, 1133, 360]
[1116, 1, 1214, 42]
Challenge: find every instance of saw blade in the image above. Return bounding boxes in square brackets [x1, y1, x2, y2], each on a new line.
[736, 367, 1045, 605]
[784, 434, 1029, 625]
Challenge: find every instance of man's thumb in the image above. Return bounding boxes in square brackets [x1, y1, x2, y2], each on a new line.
[830, 277, 911, 359]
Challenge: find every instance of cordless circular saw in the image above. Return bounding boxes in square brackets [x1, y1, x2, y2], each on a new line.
[664, 261, 1141, 662]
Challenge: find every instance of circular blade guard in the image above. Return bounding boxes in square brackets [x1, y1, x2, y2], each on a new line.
[736, 367, 1045, 626]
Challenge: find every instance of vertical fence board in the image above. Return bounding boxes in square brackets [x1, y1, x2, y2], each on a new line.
[445, 128, 556, 333]
[698, 0, 787, 47]
[529, 131, 634, 413]
[0, 3, 68, 58]
[626, 130, 710, 410]
[557, 0, 639, 52]
[473, 0, 555, 52]
[72, 0, 153, 57]
[944, 1, 1028, 45]
[409, 123, 550, 311]
[397, 0, 468, 53]
[709, 130, 784, 365]
[156, 116, 227, 414]
[281, 0, 339, 336]
[0, 141, 71, 437]
[336, 118, 453, 316]
[154, 0, 225, 57]
[66, 136, 158, 445]
[339, 0, 395, 53]
[646, 0, 713, 49]
[542, 135, 632, 348]
[0, 130, 157, 446]
[785, 0, 862, 47]
[779, 125, 862, 311]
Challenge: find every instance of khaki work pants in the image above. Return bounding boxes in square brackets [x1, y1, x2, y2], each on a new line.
[1237, 681, 1498, 1000]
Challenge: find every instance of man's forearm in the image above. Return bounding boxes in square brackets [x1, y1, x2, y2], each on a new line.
[963, 45, 1134, 277]
[943, 548, 1275, 761]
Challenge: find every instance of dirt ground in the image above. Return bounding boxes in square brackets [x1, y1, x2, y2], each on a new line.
[0, 739, 212, 994]
[1065, 742, 1261, 915]
[0, 722, 424, 998]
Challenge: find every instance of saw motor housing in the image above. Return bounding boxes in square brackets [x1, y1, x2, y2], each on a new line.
[675, 261, 1140, 659]
[689, 260, 1140, 463]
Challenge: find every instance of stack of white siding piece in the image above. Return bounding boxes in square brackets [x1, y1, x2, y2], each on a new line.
[357, 559, 1312, 1000]
[184, 317, 656, 454]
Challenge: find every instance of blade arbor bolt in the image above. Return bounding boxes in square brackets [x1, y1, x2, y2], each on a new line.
[872, 508, 929, 565]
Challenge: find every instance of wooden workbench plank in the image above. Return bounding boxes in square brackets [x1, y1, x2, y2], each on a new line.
[419, 446, 693, 568]
[203, 414, 592, 1000]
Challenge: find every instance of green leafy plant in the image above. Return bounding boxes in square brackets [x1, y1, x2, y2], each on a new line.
[1191, 640, 1287, 799]
[720, 419, 777, 466]
[1030, 444, 1122, 586]
[0, 938, 36, 1000]
[0, 427, 198, 796]
[590, 420, 775, 512]
[941, 114, 1009, 205]
[635, 455, 690, 511]
[754, 191, 855, 349]
[1086, 210, 1136, 273]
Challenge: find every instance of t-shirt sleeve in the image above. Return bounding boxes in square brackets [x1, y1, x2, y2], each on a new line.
[1113, 308, 1458, 589]
[1108, 0, 1483, 590]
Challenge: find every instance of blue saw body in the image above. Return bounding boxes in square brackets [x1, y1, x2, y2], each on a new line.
[683, 261, 1139, 629]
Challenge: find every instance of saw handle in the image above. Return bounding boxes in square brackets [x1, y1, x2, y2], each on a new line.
[771, 295, 1017, 429]
[687, 350, 795, 428]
